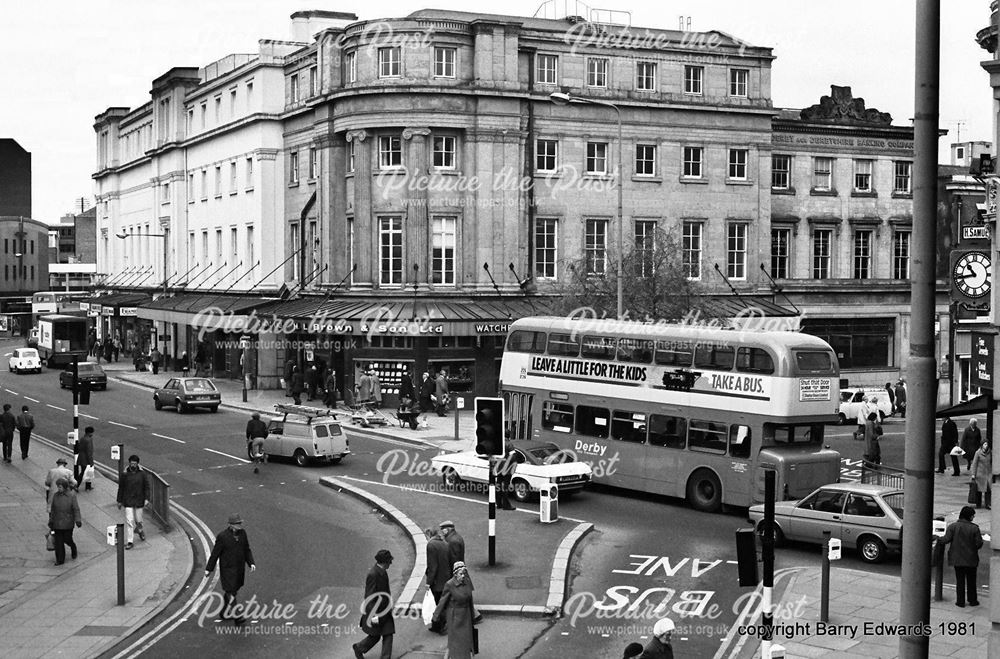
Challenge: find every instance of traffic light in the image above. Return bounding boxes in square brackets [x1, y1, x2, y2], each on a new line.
[474, 397, 505, 456]
[735, 528, 759, 587]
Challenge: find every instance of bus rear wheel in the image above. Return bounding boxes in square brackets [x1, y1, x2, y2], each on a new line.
[686, 470, 723, 513]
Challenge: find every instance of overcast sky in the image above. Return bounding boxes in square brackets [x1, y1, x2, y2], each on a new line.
[1, 0, 991, 224]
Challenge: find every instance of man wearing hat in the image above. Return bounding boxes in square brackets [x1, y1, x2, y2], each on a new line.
[439, 520, 465, 568]
[245, 412, 268, 473]
[45, 457, 74, 504]
[205, 514, 256, 624]
[354, 548, 395, 659]
[117, 455, 150, 549]
[425, 528, 451, 633]
[637, 617, 675, 658]
[16, 404, 34, 459]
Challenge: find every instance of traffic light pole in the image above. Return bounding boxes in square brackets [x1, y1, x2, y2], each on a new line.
[488, 457, 496, 566]
[72, 356, 79, 464]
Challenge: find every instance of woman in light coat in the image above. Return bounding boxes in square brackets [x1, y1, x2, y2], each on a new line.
[432, 561, 476, 659]
[970, 442, 993, 509]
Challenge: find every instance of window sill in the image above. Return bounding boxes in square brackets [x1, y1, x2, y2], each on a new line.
[810, 188, 838, 197]
[679, 177, 708, 184]
[771, 187, 796, 195]
[307, 177, 317, 185]
[200, 197, 208, 202]
[725, 179, 753, 186]
[683, 92, 704, 97]
[374, 168, 407, 176]
[245, 187, 254, 193]
[288, 181, 300, 188]
[534, 170, 559, 178]
[891, 192, 912, 199]
[432, 169, 460, 175]
[229, 191, 238, 196]
[632, 175, 662, 183]
[851, 190, 878, 198]
[188, 200, 195, 205]
[583, 174, 614, 181]
[214, 194, 223, 199]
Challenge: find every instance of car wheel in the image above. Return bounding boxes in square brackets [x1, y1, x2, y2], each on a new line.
[511, 478, 532, 502]
[857, 535, 886, 564]
[686, 469, 723, 513]
[100, 384, 107, 391]
[210, 406, 219, 413]
[293, 449, 309, 467]
[756, 521, 786, 547]
[177, 400, 188, 414]
[838, 412, 847, 425]
[441, 468, 461, 488]
[154, 398, 163, 410]
[330, 456, 343, 465]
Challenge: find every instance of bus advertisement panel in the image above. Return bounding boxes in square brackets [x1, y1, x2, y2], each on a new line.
[499, 317, 842, 512]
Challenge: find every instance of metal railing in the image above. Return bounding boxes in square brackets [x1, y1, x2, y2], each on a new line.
[860, 460, 905, 490]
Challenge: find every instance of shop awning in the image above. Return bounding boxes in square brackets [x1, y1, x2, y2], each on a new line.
[137, 294, 279, 326]
[695, 295, 800, 318]
[255, 295, 552, 336]
[935, 394, 996, 418]
[84, 293, 152, 318]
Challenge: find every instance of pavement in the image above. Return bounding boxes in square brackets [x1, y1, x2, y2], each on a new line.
[1, 358, 994, 658]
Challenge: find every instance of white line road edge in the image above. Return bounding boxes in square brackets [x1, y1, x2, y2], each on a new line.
[152, 433, 185, 444]
[203, 448, 250, 464]
[46, 404, 65, 411]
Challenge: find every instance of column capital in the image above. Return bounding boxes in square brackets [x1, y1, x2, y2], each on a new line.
[346, 129, 369, 143]
[402, 127, 432, 140]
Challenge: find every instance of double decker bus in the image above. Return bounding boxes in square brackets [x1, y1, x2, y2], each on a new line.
[31, 291, 88, 315]
[499, 317, 842, 512]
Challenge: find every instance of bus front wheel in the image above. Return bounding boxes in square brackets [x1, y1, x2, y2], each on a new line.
[686, 470, 723, 513]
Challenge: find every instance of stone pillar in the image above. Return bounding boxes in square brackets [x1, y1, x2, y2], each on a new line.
[403, 127, 431, 289]
[346, 130, 372, 287]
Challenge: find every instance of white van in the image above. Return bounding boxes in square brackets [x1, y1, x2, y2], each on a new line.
[264, 405, 350, 466]
[838, 388, 894, 424]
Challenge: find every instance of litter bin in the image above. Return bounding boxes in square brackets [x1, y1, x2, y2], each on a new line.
[540, 484, 558, 523]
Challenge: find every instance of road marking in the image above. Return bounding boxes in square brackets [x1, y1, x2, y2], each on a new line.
[108, 421, 137, 430]
[151, 433, 185, 444]
[80, 413, 99, 420]
[46, 404, 65, 411]
[24, 396, 39, 403]
[5, 388, 17, 394]
[190, 490, 223, 496]
[204, 448, 250, 463]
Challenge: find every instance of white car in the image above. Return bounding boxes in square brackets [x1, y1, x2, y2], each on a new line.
[839, 388, 894, 424]
[8, 348, 42, 374]
[432, 440, 592, 502]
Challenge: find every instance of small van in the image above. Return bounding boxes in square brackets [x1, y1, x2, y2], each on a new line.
[264, 404, 350, 466]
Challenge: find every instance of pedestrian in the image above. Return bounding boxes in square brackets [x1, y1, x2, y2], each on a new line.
[45, 457, 74, 504]
[399, 370, 415, 407]
[854, 396, 871, 441]
[623, 642, 645, 659]
[938, 416, 959, 475]
[104, 339, 114, 364]
[116, 454, 150, 549]
[353, 548, 395, 659]
[48, 478, 81, 565]
[113, 336, 122, 362]
[894, 380, 907, 418]
[371, 370, 383, 409]
[884, 382, 895, 416]
[439, 520, 465, 567]
[94, 339, 103, 363]
[324, 368, 338, 408]
[970, 442, 993, 509]
[0, 403, 16, 462]
[246, 412, 268, 474]
[290, 366, 304, 405]
[938, 505, 983, 607]
[150, 346, 161, 375]
[88, 329, 97, 356]
[75, 426, 95, 491]
[283, 358, 295, 396]
[637, 617, 676, 658]
[425, 528, 452, 634]
[863, 412, 882, 467]
[15, 404, 34, 460]
[431, 561, 477, 659]
[305, 364, 318, 401]
[434, 370, 450, 417]
[419, 371, 434, 412]
[961, 419, 982, 471]
[357, 368, 373, 403]
[204, 514, 256, 625]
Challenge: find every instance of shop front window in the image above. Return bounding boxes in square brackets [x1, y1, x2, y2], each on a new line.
[427, 360, 475, 394]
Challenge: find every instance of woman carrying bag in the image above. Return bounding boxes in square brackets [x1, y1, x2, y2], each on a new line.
[970, 442, 993, 509]
[432, 561, 479, 658]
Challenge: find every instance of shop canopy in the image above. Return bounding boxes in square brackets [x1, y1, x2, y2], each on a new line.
[136, 293, 278, 327]
[935, 394, 996, 419]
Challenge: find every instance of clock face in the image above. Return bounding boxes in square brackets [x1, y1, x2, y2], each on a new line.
[952, 251, 992, 298]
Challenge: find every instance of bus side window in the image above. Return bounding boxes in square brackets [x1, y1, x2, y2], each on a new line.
[694, 344, 735, 370]
[575, 405, 610, 439]
[654, 341, 693, 366]
[542, 402, 574, 433]
[548, 333, 580, 357]
[507, 330, 546, 353]
[729, 424, 751, 459]
[581, 335, 616, 360]
[617, 339, 653, 363]
[736, 347, 774, 374]
[688, 420, 727, 454]
[648, 414, 686, 449]
[611, 411, 646, 443]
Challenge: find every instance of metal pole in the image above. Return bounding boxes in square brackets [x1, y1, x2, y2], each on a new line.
[900, 1, 939, 655]
[116, 522, 125, 605]
[72, 356, 79, 461]
[454, 398, 459, 441]
[488, 457, 496, 566]
[761, 469, 774, 657]
[821, 530, 831, 623]
[162, 231, 168, 298]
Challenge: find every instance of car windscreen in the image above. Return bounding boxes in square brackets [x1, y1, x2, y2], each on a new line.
[19, 350, 38, 358]
[184, 379, 217, 392]
[78, 363, 102, 373]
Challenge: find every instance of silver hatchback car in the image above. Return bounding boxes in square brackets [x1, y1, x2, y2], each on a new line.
[748, 482, 904, 563]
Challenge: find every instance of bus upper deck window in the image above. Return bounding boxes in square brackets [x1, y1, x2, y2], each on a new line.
[581, 335, 616, 360]
[736, 347, 774, 374]
[694, 343, 735, 370]
[794, 351, 834, 373]
[654, 341, 693, 366]
[617, 338, 653, 363]
[548, 333, 580, 357]
[507, 330, 546, 353]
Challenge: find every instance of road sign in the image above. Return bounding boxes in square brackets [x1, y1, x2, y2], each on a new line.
[111, 445, 120, 461]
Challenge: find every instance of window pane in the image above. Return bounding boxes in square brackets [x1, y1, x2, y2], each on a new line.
[648, 414, 686, 449]
[581, 335, 617, 359]
[575, 405, 610, 438]
[694, 343, 735, 369]
[729, 425, 752, 458]
[617, 338, 653, 363]
[612, 411, 647, 443]
[547, 333, 580, 356]
[689, 420, 728, 453]
[507, 330, 546, 353]
[736, 347, 774, 374]
[542, 402, 574, 432]
[654, 340, 693, 366]
[534, 218, 557, 279]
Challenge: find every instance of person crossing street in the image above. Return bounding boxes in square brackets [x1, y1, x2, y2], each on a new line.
[245, 412, 268, 474]
[116, 454, 150, 549]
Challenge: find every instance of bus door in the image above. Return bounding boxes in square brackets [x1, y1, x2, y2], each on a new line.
[607, 409, 653, 491]
[504, 391, 534, 441]
[638, 411, 685, 496]
[725, 423, 754, 502]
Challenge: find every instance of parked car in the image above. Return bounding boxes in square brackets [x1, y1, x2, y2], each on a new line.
[838, 387, 894, 424]
[432, 440, 592, 502]
[748, 482, 904, 563]
[264, 404, 350, 466]
[153, 377, 220, 413]
[8, 348, 42, 374]
[58, 361, 107, 390]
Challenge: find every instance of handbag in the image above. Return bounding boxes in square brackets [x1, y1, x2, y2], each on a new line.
[83, 465, 95, 483]
[969, 481, 980, 505]
[472, 627, 480, 655]
[421, 588, 435, 626]
[46, 531, 55, 551]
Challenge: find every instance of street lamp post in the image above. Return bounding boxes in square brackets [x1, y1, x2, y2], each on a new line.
[550, 92, 624, 319]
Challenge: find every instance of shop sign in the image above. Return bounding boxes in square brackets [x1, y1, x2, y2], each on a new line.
[972, 332, 995, 390]
[302, 321, 355, 333]
[91, 304, 103, 314]
[361, 323, 445, 335]
[475, 323, 511, 334]
[79, 302, 90, 311]
[101, 306, 114, 316]
[120, 307, 137, 317]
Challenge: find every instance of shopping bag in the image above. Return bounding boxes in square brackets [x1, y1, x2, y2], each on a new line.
[46, 532, 55, 551]
[969, 481, 980, 505]
[83, 465, 95, 483]
[421, 589, 435, 626]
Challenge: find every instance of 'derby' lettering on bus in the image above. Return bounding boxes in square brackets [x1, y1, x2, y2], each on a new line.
[530, 356, 647, 383]
[709, 374, 765, 395]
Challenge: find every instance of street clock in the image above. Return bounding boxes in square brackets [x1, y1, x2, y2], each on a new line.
[951, 250, 992, 299]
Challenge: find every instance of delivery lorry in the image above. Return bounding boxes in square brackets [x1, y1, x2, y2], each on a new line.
[36, 314, 90, 367]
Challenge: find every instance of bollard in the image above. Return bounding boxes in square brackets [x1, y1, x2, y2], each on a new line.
[821, 530, 831, 622]
[116, 522, 125, 605]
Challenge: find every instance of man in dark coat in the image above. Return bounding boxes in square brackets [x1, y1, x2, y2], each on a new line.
[290, 366, 305, 405]
[305, 364, 318, 401]
[205, 513, 256, 624]
[893, 380, 907, 418]
[323, 369, 338, 407]
[419, 372, 435, 413]
[440, 520, 465, 567]
[353, 549, 395, 659]
[939, 416, 960, 475]
[149, 347, 161, 375]
[75, 426, 95, 491]
[116, 454, 151, 549]
[0, 402, 16, 462]
[434, 370, 450, 416]
[283, 358, 295, 396]
[425, 529, 452, 633]
[961, 419, 982, 471]
[938, 505, 984, 607]
[16, 404, 34, 460]
[638, 617, 676, 658]
[49, 478, 82, 565]
[245, 413, 268, 473]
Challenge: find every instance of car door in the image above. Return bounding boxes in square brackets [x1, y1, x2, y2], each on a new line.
[264, 420, 285, 457]
[785, 489, 846, 543]
[163, 379, 178, 402]
[841, 493, 891, 548]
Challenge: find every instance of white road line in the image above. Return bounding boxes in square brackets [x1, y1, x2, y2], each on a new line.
[5, 388, 17, 394]
[108, 421, 137, 430]
[23, 396, 39, 403]
[204, 448, 250, 463]
[151, 433, 185, 444]
[80, 413, 99, 420]
[46, 404, 65, 411]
